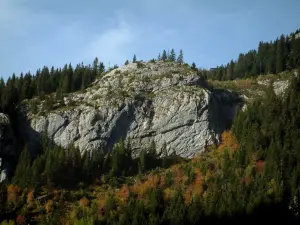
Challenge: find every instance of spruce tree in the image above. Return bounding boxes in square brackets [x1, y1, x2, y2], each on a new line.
[157, 53, 161, 61]
[177, 49, 184, 64]
[133, 54, 137, 63]
[191, 62, 197, 70]
[169, 48, 176, 61]
[162, 50, 167, 61]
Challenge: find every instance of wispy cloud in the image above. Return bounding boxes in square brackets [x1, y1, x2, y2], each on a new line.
[84, 14, 139, 65]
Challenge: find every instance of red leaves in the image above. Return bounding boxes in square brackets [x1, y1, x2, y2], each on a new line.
[256, 160, 265, 174]
[16, 215, 26, 225]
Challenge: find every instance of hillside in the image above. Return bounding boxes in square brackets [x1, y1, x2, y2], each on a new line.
[17, 61, 241, 159]
[0, 28, 300, 224]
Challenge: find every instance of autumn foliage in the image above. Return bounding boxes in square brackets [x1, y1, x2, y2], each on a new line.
[132, 174, 159, 199]
[7, 185, 21, 204]
[218, 131, 239, 155]
[16, 215, 26, 225]
[45, 200, 54, 214]
[116, 184, 130, 204]
[256, 160, 265, 174]
[27, 190, 35, 203]
[79, 197, 89, 207]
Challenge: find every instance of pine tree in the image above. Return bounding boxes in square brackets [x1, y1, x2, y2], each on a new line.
[227, 60, 235, 80]
[92, 57, 99, 79]
[177, 49, 184, 64]
[191, 62, 197, 70]
[169, 48, 176, 61]
[133, 54, 137, 63]
[157, 53, 161, 61]
[12, 146, 31, 188]
[162, 50, 167, 61]
[276, 36, 284, 73]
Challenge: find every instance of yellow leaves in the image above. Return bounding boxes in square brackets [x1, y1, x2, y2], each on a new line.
[267, 179, 277, 195]
[217, 131, 239, 159]
[203, 169, 213, 183]
[163, 187, 175, 202]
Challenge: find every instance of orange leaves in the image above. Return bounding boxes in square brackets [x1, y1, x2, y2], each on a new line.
[171, 165, 188, 186]
[116, 184, 130, 204]
[218, 131, 239, 153]
[132, 174, 159, 199]
[98, 195, 108, 216]
[27, 190, 35, 203]
[184, 186, 193, 206]
[194, 168, 202, 185]
[45, 200, 54, 214]
[7, 185, 21, 195]
[79, 197, 89, 207]
[7, 185, 21, 203]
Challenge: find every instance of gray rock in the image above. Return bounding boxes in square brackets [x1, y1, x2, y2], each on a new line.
[20, 61, 242, 158]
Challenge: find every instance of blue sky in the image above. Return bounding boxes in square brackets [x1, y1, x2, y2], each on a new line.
[0, 0, 299, 80]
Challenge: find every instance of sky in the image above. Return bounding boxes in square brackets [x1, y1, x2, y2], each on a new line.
[0, 0, 299, 80]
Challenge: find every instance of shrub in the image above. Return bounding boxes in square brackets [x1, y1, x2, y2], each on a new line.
[79, 197, 89, 207]
[7, 185, 21, 207]
[45, 200, 54, 214]
[137, 61, 145, 69]
[16, 215, 26, 225]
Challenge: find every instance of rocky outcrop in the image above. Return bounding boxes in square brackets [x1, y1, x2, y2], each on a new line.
[20, 62, 242, 158]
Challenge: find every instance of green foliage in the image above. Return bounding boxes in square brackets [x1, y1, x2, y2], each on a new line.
[177, 49, 184, 64]
[133, 54, 137, 63]
[207, 29, 300, 81]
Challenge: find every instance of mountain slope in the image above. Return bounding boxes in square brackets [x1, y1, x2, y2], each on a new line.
[20, 61, 241, 158]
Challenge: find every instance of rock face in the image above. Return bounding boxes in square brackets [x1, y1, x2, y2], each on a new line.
[0, 113, 16, 182]
[20, 62, 242, 158]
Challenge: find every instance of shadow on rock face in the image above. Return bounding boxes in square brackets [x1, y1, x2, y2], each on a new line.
[208, 88, 244, 142]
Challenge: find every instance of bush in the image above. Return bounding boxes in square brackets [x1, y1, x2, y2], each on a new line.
[79, 197, 89, 207]
[137, 61, 145, 69]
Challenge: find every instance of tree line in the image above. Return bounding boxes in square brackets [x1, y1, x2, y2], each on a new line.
[0, 58, 105, 115]
[208, 29, 300, 80]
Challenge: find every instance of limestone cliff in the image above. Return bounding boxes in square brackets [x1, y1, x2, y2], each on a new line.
[20, 62, 242, 158]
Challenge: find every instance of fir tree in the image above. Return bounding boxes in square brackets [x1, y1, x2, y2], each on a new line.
[177, 49, 184, 64]
[133, 54, 137, 63]
[162, 50, 167, 61]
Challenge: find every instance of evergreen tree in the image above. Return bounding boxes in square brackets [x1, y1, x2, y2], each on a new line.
[177, 49, 184, 64]
[133, 54, 137, 63]
[169, 48, 176, 61]
[162, 50, 167, 61]
[191, 62, 197, 70]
